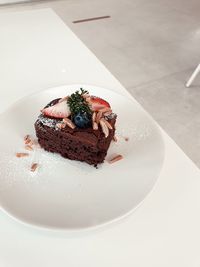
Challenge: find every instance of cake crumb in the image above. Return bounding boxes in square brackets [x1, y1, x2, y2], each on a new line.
[16, 152, 29, 158]
[31, 163, 38, 172]
[63, 118, 76, 129]
[108, 154, 123, 164]
[124, 137, 129, 142]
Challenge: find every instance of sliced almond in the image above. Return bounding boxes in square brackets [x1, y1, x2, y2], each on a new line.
[31, 163, 38, 172]
[63, 118, 76, 129]
[96, 111, 103, 124]
[108, 154, 123, 164]
[99, 119, 109, 138]
[16, 152, 29, 158]
[100, 118, 113, 130]
[25, 145, 33, 151]
[92, 112, 98, 130]
[92, 112, 96, 122]
[29, 140, 34, 146]
[93, 121, 98, 130]
[105, 121, 113, 130]
[56, 123, 65, 129]
[113, 135, 118, 142]
[24, 134, 30, 142]
[24, 134, 32, 144]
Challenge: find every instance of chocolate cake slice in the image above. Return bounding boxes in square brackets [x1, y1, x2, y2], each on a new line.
[34, 89, 117, 166]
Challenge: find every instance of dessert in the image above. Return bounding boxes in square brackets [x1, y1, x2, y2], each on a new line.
[34, 89, 117, 166]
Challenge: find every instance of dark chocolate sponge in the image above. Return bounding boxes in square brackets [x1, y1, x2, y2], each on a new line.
[34, 99, 116, 166]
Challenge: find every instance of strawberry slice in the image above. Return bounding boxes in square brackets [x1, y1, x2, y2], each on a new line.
[87, 96, 110, 111]
[41, 100, 71, 118]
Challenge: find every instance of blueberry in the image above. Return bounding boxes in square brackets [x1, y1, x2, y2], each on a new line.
[73, 112, 91, 128]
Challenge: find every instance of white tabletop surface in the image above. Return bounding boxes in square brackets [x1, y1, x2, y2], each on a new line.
[0, 8, 200, 267]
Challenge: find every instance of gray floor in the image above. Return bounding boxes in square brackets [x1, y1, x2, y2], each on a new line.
[1, 0, 200, 167]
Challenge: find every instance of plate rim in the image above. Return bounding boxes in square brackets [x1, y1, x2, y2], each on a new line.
[0, 84, 165, 231]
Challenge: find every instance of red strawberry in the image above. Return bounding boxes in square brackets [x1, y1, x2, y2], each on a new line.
[87, 96, 111, 111]
[41, 100, 71, 118]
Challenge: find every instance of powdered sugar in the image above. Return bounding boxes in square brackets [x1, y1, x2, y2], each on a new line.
[36, 115, 58, 129]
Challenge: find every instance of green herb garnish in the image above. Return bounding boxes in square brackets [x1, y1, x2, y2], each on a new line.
[67, 88, 92, 116]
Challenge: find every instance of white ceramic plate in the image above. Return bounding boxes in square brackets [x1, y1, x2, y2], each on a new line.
[0, 85, 164, 230]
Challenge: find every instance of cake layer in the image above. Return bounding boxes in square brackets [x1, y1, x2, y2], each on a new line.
[35, 99, 116, 165]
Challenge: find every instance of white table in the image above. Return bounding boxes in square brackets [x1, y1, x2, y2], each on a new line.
[0, 9, 200, 267]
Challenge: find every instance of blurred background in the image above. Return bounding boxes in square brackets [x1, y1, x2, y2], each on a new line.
[1, 0, 200, 167]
